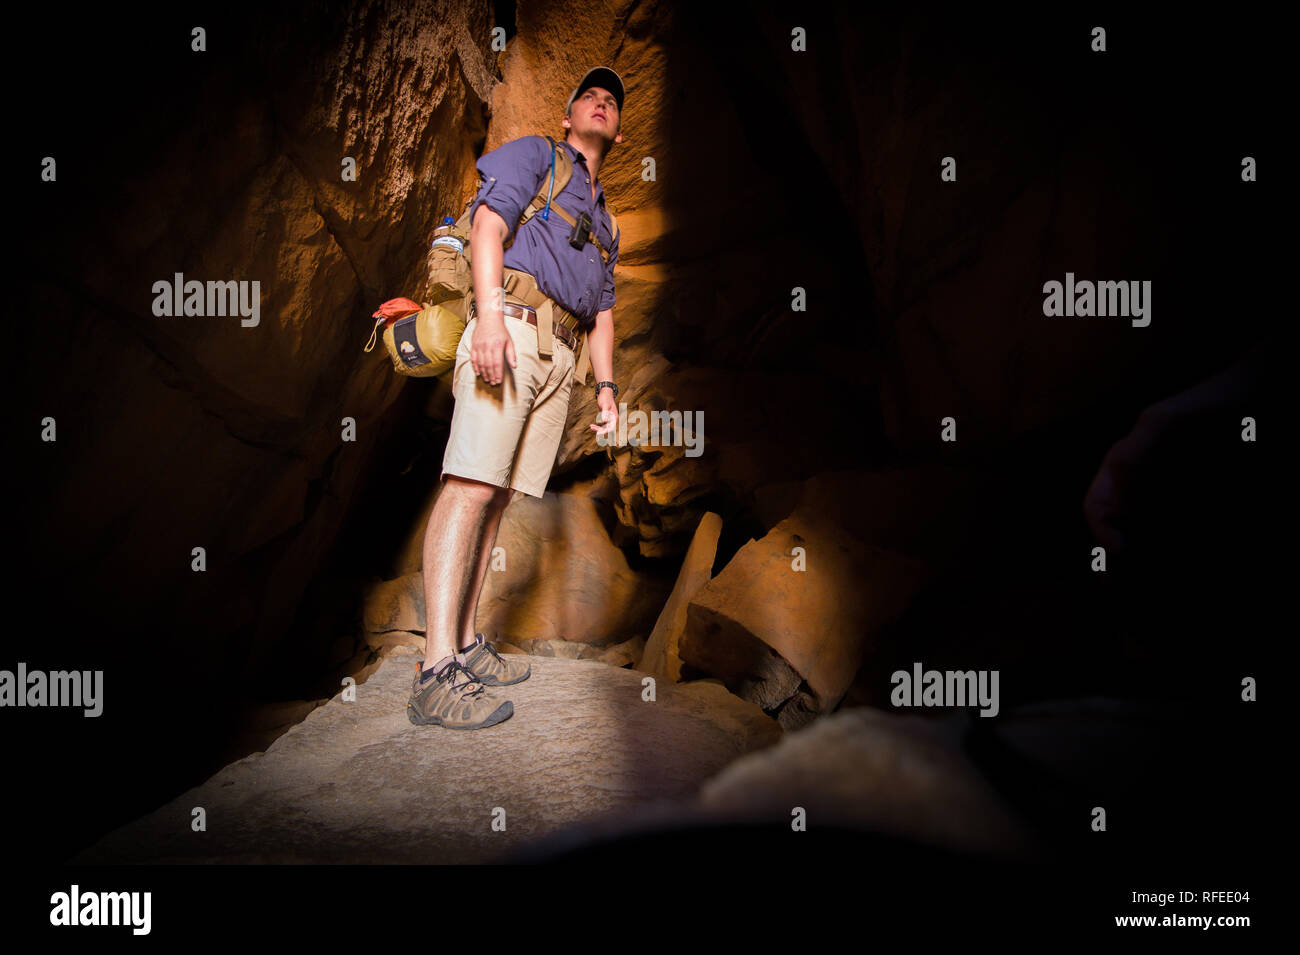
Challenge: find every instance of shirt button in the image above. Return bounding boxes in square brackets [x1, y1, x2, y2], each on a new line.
[589, 257, 594, 263]
[585, 177, 590, 183]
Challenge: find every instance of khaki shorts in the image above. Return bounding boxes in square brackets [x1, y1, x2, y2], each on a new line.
[441, 311, 577, 499]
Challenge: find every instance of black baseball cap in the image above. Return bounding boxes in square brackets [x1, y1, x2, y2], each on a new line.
[564, 66, 625, 115]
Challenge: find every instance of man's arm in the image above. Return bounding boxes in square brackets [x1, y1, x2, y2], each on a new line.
[588, 307, 618, 436]
[462, 136, 551, 385]
[589, 213, 619, 434]
[588, 307, 615, 385]
[468, 204, 514, 385]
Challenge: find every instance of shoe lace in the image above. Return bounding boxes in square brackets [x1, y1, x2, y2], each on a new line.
[434, 658, 486, 697]
[480, 638, 505, 664]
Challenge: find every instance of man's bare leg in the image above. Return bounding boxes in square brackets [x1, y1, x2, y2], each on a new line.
[456, 488, 514, 650]
[421, 476, 509, 671]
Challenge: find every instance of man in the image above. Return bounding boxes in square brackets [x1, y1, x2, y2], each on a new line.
[407, 67, 626, 729]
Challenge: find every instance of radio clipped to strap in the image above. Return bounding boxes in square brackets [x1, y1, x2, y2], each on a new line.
[539, 200, 613, 265]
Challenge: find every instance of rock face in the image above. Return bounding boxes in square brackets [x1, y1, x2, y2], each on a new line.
[71, 650, 781, 864]
[19, 0, 501, 686]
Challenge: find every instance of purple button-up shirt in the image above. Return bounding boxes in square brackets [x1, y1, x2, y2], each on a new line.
[467, 135, 618, 330]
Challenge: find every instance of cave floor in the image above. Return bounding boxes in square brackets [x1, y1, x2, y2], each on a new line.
[71, 650, 781, 864]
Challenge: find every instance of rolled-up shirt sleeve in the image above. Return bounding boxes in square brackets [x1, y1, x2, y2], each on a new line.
[598, 218, 618, 311]
[467, 136, 550, 241]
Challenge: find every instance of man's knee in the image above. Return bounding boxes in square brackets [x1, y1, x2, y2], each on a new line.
[441, 475, 512, 510]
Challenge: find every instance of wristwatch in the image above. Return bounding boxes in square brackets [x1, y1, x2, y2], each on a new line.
[595, 380, 619, 400]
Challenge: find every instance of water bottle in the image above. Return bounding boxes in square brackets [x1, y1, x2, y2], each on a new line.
[431, 215, 464, 254]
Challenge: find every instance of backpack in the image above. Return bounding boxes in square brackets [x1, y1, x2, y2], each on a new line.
[365, 135, 619, 378]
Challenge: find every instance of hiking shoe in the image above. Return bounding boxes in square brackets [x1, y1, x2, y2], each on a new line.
[460, 633, 532, 686]
[407, 656, 513, 729]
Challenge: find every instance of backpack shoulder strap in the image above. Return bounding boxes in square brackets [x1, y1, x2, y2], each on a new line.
[516, 136, 574, 232]
[605, 201, 619, 251]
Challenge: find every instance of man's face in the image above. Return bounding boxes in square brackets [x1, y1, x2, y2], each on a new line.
[567, 85, 621, 141]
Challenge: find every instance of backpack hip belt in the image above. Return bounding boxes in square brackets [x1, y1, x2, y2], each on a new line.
[502, 267, 580, 331]
[501, 267, 591, 384]
[469, 299, 578, 351]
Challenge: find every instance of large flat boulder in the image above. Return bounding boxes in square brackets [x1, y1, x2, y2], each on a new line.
[71, 650, 780, 864]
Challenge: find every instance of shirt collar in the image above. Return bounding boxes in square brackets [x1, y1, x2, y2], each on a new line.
[558, 139, 605, 205]
[558, 139, 586, 164]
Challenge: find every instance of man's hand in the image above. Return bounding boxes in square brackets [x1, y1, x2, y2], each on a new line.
[470, 313, 516, 386]
[591, 388, 619, 438]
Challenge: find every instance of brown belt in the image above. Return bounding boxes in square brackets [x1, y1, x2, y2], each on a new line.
[468, 300, 577, 351]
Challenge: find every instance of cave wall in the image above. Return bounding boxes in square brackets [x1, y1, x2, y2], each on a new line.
[18, 1, 497, 683]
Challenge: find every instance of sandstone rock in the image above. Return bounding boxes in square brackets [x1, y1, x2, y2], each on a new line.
[772, 686, 821, 733]
[502, 635, 643, 665]
[641, 447, 715, 508]
[380, 487, 669, 647]
[71, 651, 782, 864]
[597, 635, 646, 667]
[680, 508, 925, 721]
[522, 638, 587, 659]
[695, 707, 1035, 858]
[362, 573, 425, 633]
[363, 631, 424, 652]
[474, 491, 671, 645]
[639, 512, 723, 681]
